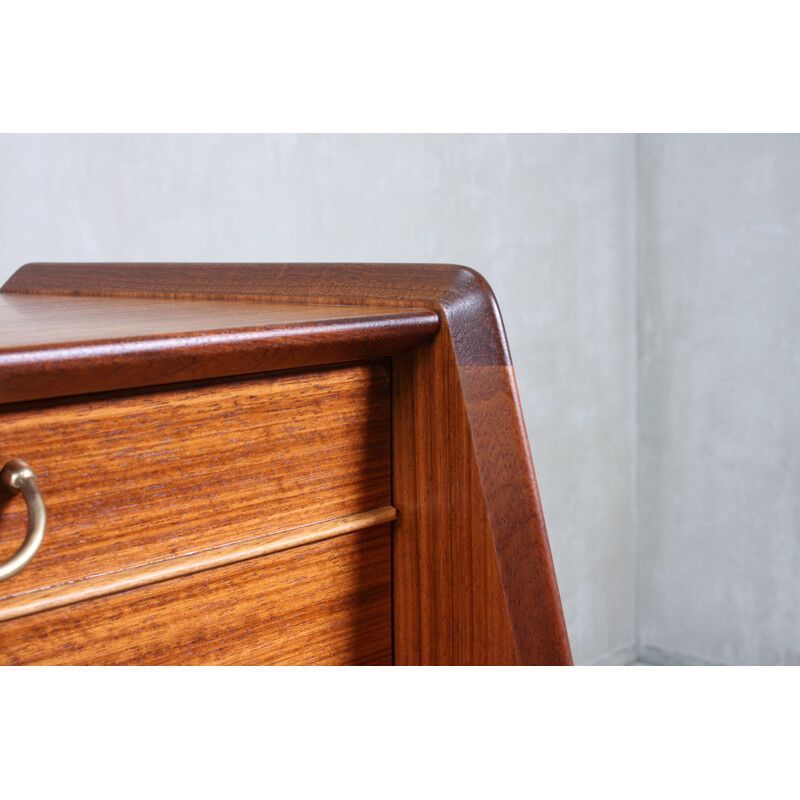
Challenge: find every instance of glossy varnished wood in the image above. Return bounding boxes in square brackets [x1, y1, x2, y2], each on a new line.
[0, 363, 390, 598]
[0, 526, 392, 666]
[0, 506, 396, 622]
[0, 293, 438, 404]
[392, 335, 518, 663]
[3, 262, 572, 665]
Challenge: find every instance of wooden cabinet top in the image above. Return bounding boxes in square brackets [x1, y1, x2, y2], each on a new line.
[0, 291, 438, 404]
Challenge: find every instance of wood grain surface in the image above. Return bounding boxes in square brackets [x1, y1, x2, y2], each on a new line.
[0, 363, 390, 598]
[0, 293, 438, 404]
[0, 506, 396, 623]
[0, 526, 392, 666]
[2, 262, 572, 665]
[392, 335, 518, 664]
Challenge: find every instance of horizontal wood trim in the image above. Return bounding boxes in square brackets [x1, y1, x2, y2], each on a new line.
[0, 505, 396, 622]
[0, 525, 393, 666]
[0, 294, 438, 404]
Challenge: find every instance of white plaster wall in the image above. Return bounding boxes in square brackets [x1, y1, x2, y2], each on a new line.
[637, 134, 800, 665]
[0, 134, 639, 665]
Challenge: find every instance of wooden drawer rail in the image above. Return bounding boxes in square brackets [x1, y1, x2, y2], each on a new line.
[0, 506, 396, 623]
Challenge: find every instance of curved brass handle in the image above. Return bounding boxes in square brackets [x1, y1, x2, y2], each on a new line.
[0, 459, 46, 583]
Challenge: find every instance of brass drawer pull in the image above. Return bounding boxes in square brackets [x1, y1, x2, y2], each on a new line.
[0, 459, 46, 583]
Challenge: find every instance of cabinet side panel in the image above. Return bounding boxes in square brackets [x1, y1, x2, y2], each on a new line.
[392, 340, 517, 665]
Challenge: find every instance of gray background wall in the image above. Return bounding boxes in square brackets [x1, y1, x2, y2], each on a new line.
[1, 134, 795, 665]
[637, 135, 800, 665]
[0, 134, 638, 665]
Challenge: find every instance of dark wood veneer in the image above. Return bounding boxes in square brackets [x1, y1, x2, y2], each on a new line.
[0, 292, 438, 404]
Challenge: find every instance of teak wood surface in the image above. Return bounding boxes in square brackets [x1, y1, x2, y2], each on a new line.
[0, 362, 389, 600]
[0, 292, 438, 404]
[0, 506, 396, 623]
[0, 526, 392, 666]
[2, 262, 573, 665]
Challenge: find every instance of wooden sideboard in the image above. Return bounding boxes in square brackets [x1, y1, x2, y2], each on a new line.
[0, 263, 572, 665]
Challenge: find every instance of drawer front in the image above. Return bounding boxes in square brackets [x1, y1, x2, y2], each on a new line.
[0, 363, 390, 598]
[0, 526, 392, 666]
